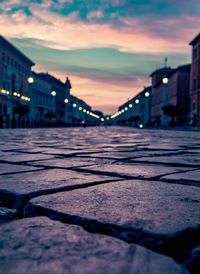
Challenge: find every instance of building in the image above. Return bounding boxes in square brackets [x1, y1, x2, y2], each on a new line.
[0, 35, 34, 127]
[150, 65, 191, 126]
[150, 67, 173, 126]
[70, 95, 100, 126]
[38, 73, 71, 126]
[31, 72, 55, 127]
[166, 64, 191, 126]
[189, 33, 200, 126]
[113, 86, 151, 127]
[0, 35, 101, 128]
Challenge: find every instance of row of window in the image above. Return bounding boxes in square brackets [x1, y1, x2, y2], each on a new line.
[1, 81, 24, 93]
[1, 52, 30, 75]
[192, 45, 200, 60]
[0, 103, 7, 116]
[33, 93, 52, 107]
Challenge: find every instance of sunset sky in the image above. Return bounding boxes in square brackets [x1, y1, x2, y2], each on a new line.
[0, 0, 199, 114]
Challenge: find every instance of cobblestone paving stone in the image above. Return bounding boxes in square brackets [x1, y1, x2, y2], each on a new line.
[0, 217, 189, 274]
[0, 127, 199, 274]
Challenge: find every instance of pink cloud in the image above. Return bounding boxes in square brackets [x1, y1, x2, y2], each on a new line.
[0, 5, 198, 54]
[0, 3, 198, 114]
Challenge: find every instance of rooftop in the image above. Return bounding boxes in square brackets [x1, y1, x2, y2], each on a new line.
[189, 33, 200, 46]
[150, 67, 172, 77]
[0, 35, 35, 66]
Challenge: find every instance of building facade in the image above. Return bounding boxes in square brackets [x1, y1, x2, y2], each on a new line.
[38, 73, 71, 126]
[31, 72, 55, 127]
[69, 95, 100, 126]
[166, 64, 191, 126]
[150, 67, 173, 126]
[189, 33, 200, 126]
[150, 65, 191, 126]
[0, 35, 34, 128]
[0, 35, 101, 128]
[115, 86, 151, 127]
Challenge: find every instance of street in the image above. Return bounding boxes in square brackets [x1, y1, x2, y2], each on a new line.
[0, 127, 199, 274]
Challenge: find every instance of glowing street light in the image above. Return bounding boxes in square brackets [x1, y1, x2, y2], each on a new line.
[162, 77, 168, 84]
[129, 104, 133, 108]
[145, 92, 150, 97]
[79, 107, 82, 111]
[73, 103, 77, 108]
[135, 99, 140, 104]
[139, 124, 144, 128]
[125, 107, 128, 111]
[64, 98, 69, 103]
[27, 77, 34, 84]
[51, 91, 56, 96]
[100, 117, 105, 122]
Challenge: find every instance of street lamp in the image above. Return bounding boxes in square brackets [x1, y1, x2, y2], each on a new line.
[73, 103, 77, 108]
[162, 77, 169, 126]
[27, 77, 34, 84]
[64, 98, 69, 104]
[144, 91, 150, 126]
[129, 104, 133, 108]
[51, 91, 56, 96]
[135, 99, 140, 104]
[162, 77, 168, 84]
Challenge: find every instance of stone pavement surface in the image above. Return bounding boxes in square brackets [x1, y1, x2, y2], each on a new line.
[0, 127, 199, 274]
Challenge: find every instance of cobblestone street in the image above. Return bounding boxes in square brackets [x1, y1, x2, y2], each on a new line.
[0, 127, 199, 274]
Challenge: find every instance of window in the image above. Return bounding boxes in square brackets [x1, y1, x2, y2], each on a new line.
[193, 48, 197, 60]
[2, 53, 5, 63]
[192, 102, 196, 111]
[193, 79, 197, 91]
[3, 104, 7, 115]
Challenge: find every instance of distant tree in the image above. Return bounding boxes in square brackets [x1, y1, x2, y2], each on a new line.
[162, 104, 179, 126]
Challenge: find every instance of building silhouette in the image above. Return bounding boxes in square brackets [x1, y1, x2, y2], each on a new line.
[189, 33, 200, 126]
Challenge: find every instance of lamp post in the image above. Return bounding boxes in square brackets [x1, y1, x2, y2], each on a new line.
[144, 89, 150, 126]
[162, 77, 168, 126]
[27, 76, 34, 127]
